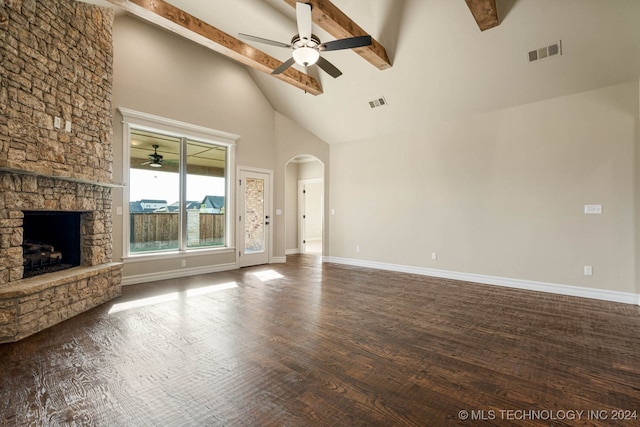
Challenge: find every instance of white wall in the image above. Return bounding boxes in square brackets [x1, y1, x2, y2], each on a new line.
[330, 81, 639, 296]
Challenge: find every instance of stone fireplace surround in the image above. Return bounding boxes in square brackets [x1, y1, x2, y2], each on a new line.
[0, 0, 121, 342]
[0, 172, 122, 343]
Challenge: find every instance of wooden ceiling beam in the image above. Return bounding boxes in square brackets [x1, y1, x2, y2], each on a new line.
[106, 0, 323, 95]
[282, 0, 391, 71]
[464, 0, 500, 31]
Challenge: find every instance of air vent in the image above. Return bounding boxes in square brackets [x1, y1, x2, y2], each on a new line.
[528, 40, 562, 63]
[368, 96, 388, 109]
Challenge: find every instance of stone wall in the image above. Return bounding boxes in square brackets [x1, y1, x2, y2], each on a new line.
[0, 0, 114, 184]
[0, 0, 121, 342]
[0, 172, 114, 285]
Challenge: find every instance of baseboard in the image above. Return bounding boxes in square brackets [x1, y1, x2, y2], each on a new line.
[323, 257, 640, 306]
[122, 262, 238, 286]
[271, 256, 287, 263]
[285, 248, 300, 255]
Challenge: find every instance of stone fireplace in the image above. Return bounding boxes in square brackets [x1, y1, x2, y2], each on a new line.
[0, 174, 122, 343]
[0, 0, 122, 342]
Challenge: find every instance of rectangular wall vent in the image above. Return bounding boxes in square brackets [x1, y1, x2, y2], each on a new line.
[368, 96, 388, 109]
[528, 40, 562, 63]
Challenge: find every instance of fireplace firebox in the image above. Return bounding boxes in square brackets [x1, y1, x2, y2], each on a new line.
[22, 211, 82, 278]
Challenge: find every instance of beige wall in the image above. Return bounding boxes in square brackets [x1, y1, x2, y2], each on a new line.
[275, 113, 329, 258]
[285, 162, 300, 251]
[330, 81, 639, 294]
[636, 78, 640, 297]
[285, 160, 325, 252]
[111, 15, 328, 280]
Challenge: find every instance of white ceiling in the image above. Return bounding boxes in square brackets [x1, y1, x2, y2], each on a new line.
[82, 0, 640, 144]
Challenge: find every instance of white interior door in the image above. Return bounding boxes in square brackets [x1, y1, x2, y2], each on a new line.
[238, 168, 271, 267]
[298, 179, 323, 255]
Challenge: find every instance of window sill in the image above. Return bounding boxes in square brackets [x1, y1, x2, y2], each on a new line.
[122, 247, 236, 264]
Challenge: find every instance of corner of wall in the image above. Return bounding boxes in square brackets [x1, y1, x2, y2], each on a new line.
[635, 78, 640, 298]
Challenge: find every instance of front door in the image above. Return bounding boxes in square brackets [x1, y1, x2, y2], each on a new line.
[238, 168, 271, 267]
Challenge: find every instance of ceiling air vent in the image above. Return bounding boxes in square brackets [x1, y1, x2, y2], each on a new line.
[368, 96, 388, 109]
[528, 40, 562, 63]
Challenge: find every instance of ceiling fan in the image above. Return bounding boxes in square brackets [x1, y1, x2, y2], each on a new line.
[141, 144, 164, 168]
[239, 2, 372, 78]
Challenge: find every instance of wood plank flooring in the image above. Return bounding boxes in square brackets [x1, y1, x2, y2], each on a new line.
[1, 255, 639, 426]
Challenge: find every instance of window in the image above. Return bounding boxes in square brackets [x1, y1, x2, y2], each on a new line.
[121, 108, 238, 256]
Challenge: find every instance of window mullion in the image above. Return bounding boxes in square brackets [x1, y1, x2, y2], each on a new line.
[179, 137, 188, 251]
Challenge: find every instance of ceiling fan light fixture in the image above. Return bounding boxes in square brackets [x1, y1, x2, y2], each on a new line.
[149, 162, 162, 168]
[292, 46, 319, 66]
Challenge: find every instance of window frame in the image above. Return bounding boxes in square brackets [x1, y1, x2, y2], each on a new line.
[119, 108, 239, 259]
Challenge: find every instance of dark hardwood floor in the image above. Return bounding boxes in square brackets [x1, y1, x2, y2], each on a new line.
[1, 255, 639, 426]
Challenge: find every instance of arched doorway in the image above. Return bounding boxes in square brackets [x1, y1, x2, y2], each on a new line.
[285, 155, 324, 256]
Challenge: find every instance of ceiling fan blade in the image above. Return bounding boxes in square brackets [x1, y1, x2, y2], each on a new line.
[272, 57, 296, 75]
[296, 2, 312, 41]
[320, 35, 372, 51]
[238, 33, 291, 48]
[140, 161, 151, 165]
[316, 56, 342, 78]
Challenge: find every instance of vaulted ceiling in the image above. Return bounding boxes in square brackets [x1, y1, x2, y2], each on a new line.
[81, 0, 640, 144]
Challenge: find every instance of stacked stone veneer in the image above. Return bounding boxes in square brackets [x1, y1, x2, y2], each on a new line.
[0, 0, 114, 183]
[0, 0, 122, 342]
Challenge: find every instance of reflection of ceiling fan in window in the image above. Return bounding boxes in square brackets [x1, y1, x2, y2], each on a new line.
[139, 144, 178, 168]
[140, 144, 163, 168]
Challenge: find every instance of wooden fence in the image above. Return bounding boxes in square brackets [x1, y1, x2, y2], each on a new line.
[130, 213, 224, 249]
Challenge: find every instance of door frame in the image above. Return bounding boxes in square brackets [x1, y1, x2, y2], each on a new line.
[298, 178, 324, 254]
[237, 166, 273, 267]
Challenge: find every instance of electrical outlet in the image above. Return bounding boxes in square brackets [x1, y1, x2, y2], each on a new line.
[431, 252, 437, 260]
[356, 245, 360, 253]
[54, 116, 61, 129]
[65, 120, 72, 132]
[584, 266, 593, 276]
[584, 205, 602, 214]
[181, 260, 187, 267]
